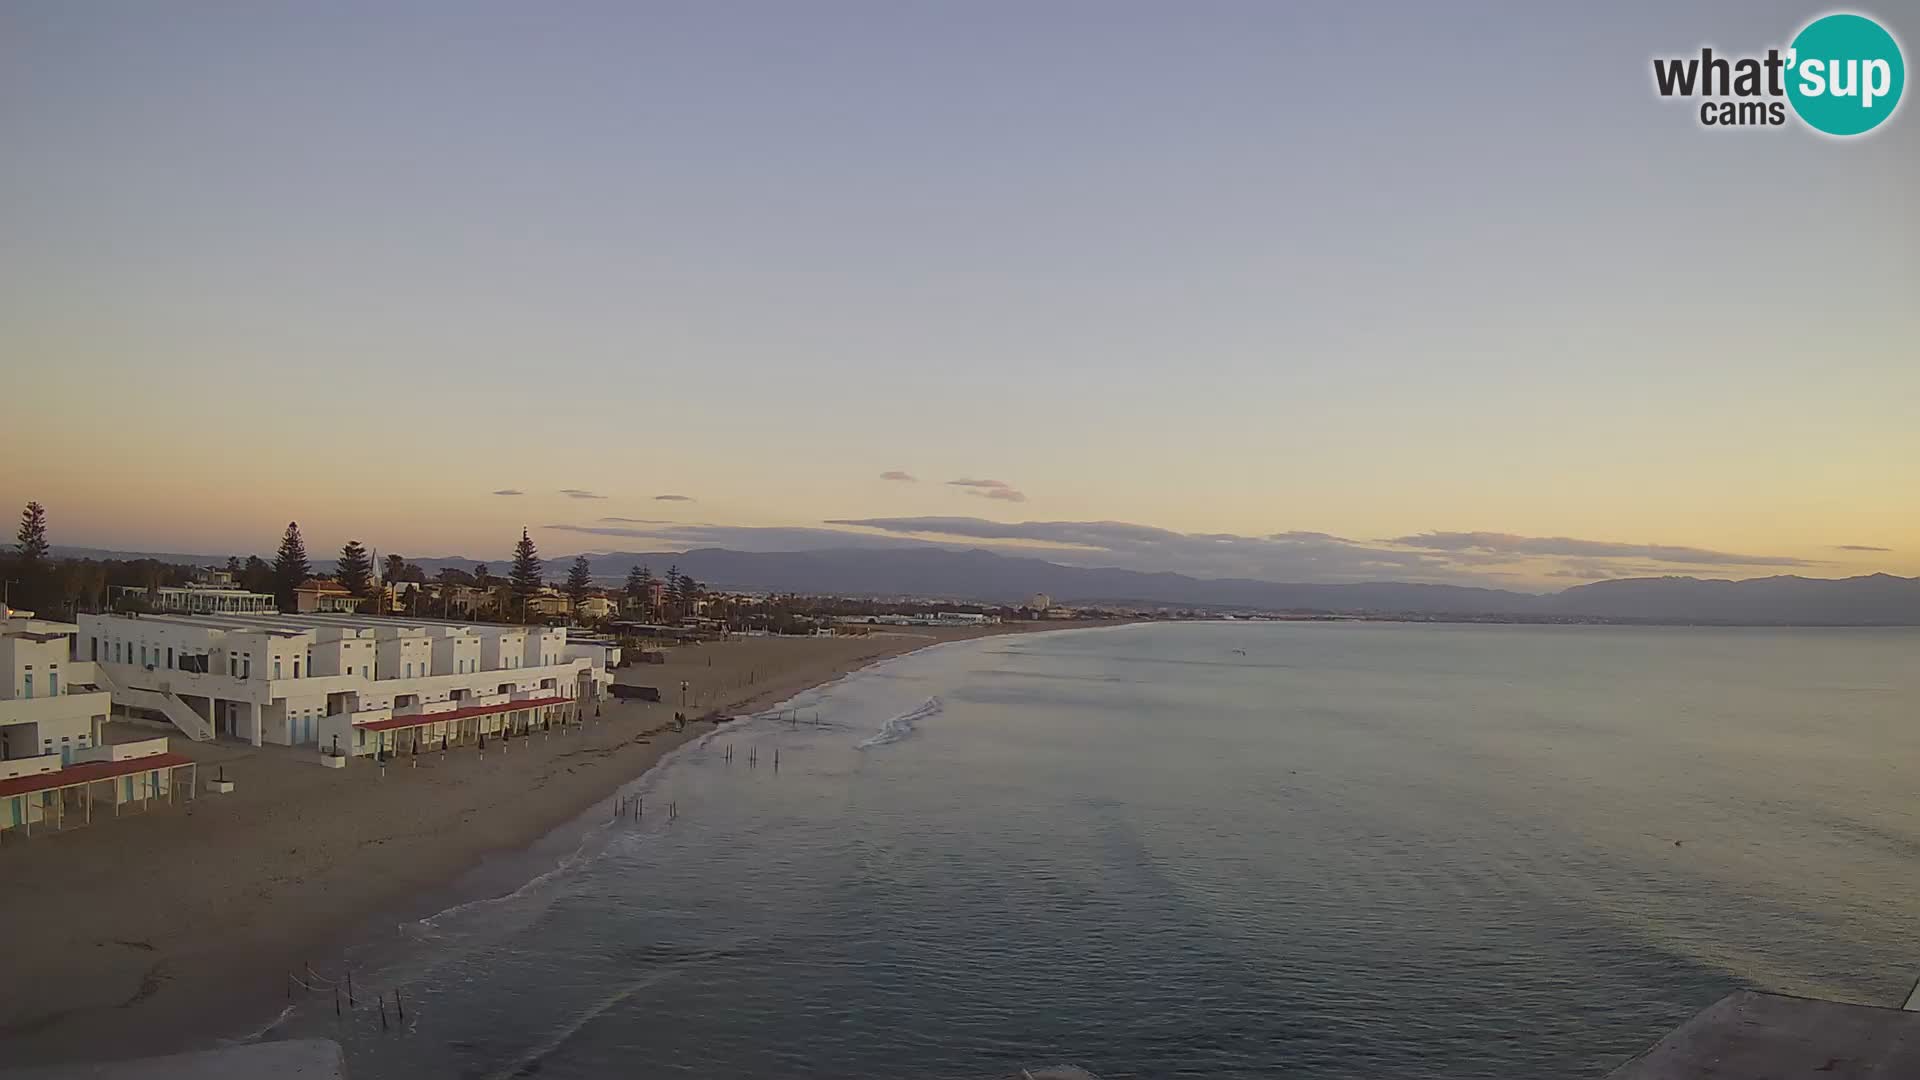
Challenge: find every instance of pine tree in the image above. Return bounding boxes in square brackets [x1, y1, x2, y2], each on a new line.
[630, 565, 655, 619]
[337, 540, 374, 598]
[566, 556, 595, 607]
[273, 522, 311, 611]
[11, 501, 51, 612]
[225, 555, 242, 575]
[473, 562, 491, 588]
[663, 564, 682, 621]
[509, 529, 542, 597]
[676, 572, 699, 608]
[16, 501, 50, 563]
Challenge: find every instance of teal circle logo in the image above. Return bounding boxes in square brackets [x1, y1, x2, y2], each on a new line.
[1786, 13, 1905, 136]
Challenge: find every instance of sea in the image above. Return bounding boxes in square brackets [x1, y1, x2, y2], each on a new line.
[267, 621, 1920, 1078]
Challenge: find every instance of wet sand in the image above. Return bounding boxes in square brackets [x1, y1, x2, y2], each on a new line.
[0, 623, 1084, 1067]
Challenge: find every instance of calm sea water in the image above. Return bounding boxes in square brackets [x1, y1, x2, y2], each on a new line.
[275, 622, 1920, 1078]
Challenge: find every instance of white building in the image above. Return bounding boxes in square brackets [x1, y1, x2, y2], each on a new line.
[1, 736, 195, 836]
[111, 583, 277, 615]
[76, 610, 613, 757]
[0, 607, 111, 765]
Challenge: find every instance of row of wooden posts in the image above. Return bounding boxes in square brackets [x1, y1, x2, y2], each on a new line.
[288, 964, 405, 1033]
[613, 793, 677, 821]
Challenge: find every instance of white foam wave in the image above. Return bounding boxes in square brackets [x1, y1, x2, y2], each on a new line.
[857, 696, 942, 749]
[219, 1003, 296, 1045]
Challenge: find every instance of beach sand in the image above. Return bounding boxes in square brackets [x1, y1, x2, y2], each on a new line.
[0, 623, 1079, 1067]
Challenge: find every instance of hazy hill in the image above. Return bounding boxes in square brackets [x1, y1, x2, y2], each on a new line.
[1541, 573, 1920, 625]
[51, 544, 1920, 625]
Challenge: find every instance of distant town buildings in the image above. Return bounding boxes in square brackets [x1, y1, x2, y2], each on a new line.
[294, 579, 361, 613]
[1027, 593, 1052, 611]
[832, 611, 1002, 627]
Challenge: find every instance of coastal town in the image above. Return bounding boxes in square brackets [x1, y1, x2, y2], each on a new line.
[0, 500, 1115, 1068]
[1, 503, 1107, 844]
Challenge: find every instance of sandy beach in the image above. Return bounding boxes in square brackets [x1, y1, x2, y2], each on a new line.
[0, 623, 1080, 1068]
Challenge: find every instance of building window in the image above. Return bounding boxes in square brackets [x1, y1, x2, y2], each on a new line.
[293, 659, 301, 678]
[167, 647, 174, 668]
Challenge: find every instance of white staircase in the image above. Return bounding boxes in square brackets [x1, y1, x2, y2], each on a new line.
[93, 666, 216, 742]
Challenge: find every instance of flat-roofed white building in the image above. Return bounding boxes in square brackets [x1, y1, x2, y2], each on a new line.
[0, 607, 111, 766]
[76, 610, 613, 754]
[110, 583, 277, 615]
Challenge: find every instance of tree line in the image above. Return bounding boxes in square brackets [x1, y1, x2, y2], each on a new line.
[3, 502, 712, 627]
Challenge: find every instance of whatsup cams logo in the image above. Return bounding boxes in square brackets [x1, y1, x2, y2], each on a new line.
[1653, 11, 1905, 135]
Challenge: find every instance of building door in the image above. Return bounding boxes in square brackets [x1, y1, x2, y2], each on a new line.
[49, 673, 58, 696]
[60, 744, 72, 767]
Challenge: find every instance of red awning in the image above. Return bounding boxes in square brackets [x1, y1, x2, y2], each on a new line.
[358, 696, 573, 734]
[0, 752, 195, 800]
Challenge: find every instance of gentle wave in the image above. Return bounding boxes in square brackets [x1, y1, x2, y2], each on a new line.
[857, 696, 942, 748]
[411, 709, 767, 934]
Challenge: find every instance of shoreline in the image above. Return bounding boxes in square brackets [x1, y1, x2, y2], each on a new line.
[0, 621, 1099, 1068]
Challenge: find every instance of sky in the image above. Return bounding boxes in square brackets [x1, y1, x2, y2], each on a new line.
[1, 2, 1914, 590]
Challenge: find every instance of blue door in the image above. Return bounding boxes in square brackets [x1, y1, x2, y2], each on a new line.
[60, 745, 72, 766]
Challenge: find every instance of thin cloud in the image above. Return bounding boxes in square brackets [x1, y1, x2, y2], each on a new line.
[559, 489, 606, 500]
[947, 478, 1027, 502]
[654, 494, 694, 502]
[879, 470, 917, 482]
[600, 516, 671, 525]
[492, 489, 524, 496]
[1386, 531, 1817, 568]
[826, 516, 1460, 582]
[545, 522, 923, 550]
[1832, 544, 1891, 552]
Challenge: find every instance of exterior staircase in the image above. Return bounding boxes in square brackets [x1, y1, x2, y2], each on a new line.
[91, 665, 216, 742]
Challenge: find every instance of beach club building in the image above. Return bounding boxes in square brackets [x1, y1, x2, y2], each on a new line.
[1, 607, 111, 764]
[74, 611, 617, 758]
[0, 607, 186, 836]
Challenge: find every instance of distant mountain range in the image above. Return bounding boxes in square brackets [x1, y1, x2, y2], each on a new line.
[54, 543, 1920, 625]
